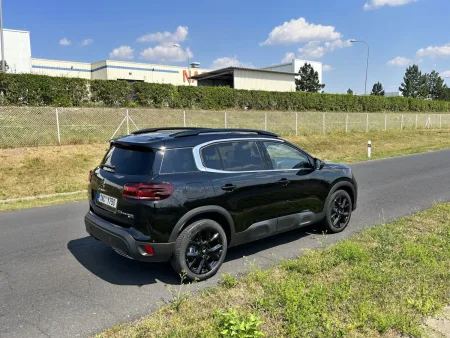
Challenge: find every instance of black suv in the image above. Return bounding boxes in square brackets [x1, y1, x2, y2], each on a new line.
[85, 128, 357, 281]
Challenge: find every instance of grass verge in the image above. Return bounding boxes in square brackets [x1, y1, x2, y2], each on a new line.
[1, 129, 450, 211]
[98, 203, 450, 337]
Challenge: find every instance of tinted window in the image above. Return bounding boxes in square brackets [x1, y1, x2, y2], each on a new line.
[160, 148, 197, 174]
[102, 146, 155, 175]
[263, 142, 311, 170]
[201, 145, 223, 170]
[201, 141, 264, 171]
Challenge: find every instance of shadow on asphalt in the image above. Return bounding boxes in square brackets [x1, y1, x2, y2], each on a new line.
[68, 224, 323, 287]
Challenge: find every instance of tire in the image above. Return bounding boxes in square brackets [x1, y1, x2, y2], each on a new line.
[322, 190, 353, 233]
[170, 219, 227, 281]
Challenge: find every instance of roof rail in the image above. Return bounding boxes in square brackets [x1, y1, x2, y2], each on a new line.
[131, 127, 206, 135]
[172, 128, 279, 138]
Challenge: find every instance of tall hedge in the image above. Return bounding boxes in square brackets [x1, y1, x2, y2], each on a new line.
[0, 73, 449, 112]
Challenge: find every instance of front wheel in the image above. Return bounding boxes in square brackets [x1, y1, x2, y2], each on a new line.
[170, 219, 227, 281]
[322, 190, 353, 233]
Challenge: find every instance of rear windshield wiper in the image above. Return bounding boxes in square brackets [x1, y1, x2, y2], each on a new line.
[100, 164, 116, 172]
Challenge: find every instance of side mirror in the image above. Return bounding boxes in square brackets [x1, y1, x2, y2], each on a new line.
[314, 158, 324, 170]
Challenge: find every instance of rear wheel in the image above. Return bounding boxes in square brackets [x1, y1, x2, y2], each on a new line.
[170, 219, 227, 281]
[323, 190, 352, 233]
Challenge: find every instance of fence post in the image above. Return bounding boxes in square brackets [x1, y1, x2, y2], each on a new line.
[440, 114, 442, 129]
[126, 109, 130, 135]
[384, 114, 387, 131]
[345, 113, 348, 133]
[415, 114, 418, 129]
[428, 114, 431, 129]
[295, 112, 298, 136]
[183, 111, 186, 127]
[224, 111, 228, 128]
[366, 113, 369, 133]
[401, 114, 404, 131]
[264, 112, 267, 131]
[55, 108, 61, 145]
[322, 113, 326, 135]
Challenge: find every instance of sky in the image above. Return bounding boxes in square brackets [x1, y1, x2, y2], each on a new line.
[3, 0, 450, 94]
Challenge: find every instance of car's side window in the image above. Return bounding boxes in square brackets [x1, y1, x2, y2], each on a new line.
[201, 141, 265, 171]
[262, 141, 312, 170]
[160, 148, 197, 174]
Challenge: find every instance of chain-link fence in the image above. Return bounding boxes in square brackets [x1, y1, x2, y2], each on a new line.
[1, 106, 450, 148]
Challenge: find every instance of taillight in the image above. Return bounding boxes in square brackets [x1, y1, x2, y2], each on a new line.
[122, 182, 174, 201]
[88, 170, 94, 182]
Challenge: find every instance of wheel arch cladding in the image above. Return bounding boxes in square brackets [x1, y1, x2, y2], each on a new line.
[329, 181, 356, 210]
[169, 206, 235, 244]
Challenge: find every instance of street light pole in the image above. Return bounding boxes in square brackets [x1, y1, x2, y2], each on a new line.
[174, 44, 190, 86]
[350, 39, 369, 95]
[0, 0, 5, 73]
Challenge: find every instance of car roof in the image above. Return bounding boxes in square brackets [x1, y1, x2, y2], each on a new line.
[111, 128, 280, 149]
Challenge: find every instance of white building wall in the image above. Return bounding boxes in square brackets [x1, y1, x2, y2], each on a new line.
[262, 59, 323, 85]
[31, 58, 91, 79]
[233, 69, 295, 92]
[1, 29, 32, 73]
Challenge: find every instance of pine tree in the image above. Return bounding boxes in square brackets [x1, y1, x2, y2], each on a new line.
[371, 82, 385, 96]
[295, 63, 325, 92]
[426, 70, 447, 100]
[399, 65, 428, 99]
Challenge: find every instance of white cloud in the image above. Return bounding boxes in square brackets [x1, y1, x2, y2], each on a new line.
[442, 70, 450, 78]
[109, 46, 135, 60]
[416, 43, 450, 58]
[298, 41, 326, 59]
[59, 37, 71, 46]
[387, 56, 412, 66]
[296, 39, 352, 59]
[137, 26, 188, 43]
[81, 38, 93, 46]
[140, 44, 193, 62]
[211, 56, 253, 69]
[261, 17, 342, 46]
[281, 52, 296, 63]
[323, 65, 334, 72]
[363, 0, 416, 10]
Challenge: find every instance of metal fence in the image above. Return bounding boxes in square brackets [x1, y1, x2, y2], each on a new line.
[1, 106, 449, 148]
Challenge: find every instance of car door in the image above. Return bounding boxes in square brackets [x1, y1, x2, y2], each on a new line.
[260, 140, 328, 231]
[199, 140, 280, 234]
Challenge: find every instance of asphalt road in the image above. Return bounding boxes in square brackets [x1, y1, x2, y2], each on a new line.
[1, 149, 450, 338]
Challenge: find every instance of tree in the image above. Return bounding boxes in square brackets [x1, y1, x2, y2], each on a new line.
[371, 82, 385, 96]
[442, 87, 450, 101]
[295, 63, 325, 92]
[399, 64, 428, 99]
[0, 60, 9, 73]
[347, 88, 353, 95]
[426, 70, 447, 100]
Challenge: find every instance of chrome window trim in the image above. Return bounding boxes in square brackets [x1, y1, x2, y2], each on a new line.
[192, 138, 312, 174]
[159, 147, 199, 174]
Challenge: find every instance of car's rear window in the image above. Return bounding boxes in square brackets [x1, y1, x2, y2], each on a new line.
[102, 146, 155, 175]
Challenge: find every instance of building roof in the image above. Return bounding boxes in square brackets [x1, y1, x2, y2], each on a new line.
[189, 66, 296, 80]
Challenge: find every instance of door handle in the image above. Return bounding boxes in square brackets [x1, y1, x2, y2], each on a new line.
[277, 178, 290, 186]
[221, 184, 237, 191]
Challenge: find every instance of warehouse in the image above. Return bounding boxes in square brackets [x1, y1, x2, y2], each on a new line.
[2, 28, 322, 91]
[190, 67, 296, 92]
[262, 59, 323, 84]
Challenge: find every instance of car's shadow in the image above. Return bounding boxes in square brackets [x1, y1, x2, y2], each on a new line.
[67, 224, 323, 287]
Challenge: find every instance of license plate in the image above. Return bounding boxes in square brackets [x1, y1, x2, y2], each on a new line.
[97, 192, 118, 209]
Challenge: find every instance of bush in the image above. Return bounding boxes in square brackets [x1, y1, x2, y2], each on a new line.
[215, 308, 264, 338]
[0, 73, 449, 112]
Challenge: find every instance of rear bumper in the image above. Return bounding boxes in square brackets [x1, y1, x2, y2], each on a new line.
[84, 211, 174, 262]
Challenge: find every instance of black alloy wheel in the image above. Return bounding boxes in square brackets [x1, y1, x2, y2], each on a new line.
[171, 219, 227, 281]
[323, 190, 353, 233]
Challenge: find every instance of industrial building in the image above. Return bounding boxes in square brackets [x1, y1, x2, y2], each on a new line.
[191, 67, 296, 92]
[1, 28, 323, 92]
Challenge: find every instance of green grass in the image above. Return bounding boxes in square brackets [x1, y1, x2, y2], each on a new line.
[1, 129, 450, 211]
[98, 203, 450, 338]
[0, 192, 87, 212]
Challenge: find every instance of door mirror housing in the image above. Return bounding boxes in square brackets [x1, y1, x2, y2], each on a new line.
[314, 158, 325, 170]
